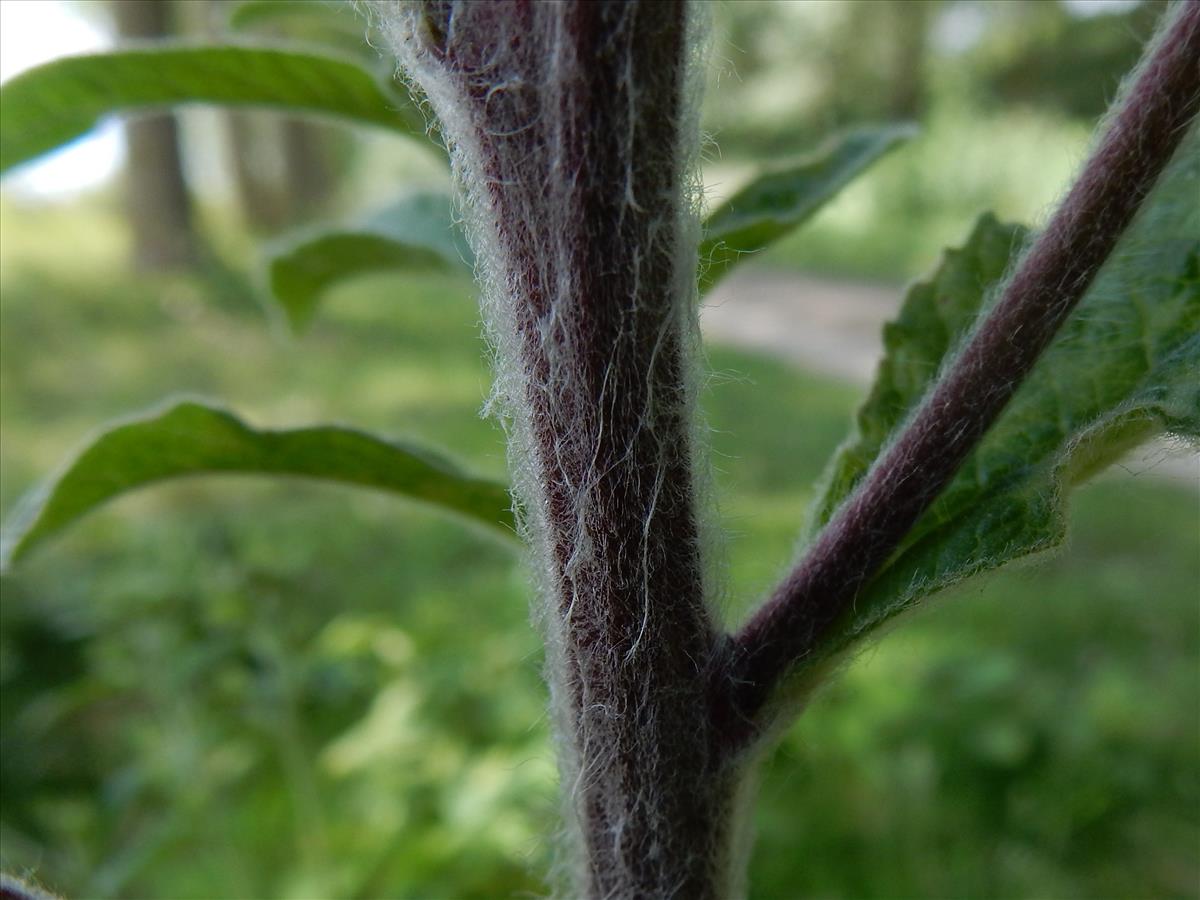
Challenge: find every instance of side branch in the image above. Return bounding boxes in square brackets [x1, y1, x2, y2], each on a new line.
[725, 1, 1200, 738]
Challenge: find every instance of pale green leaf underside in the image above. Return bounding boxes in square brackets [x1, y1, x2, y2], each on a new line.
[1, 401, 515, 565]
[807, 124, 1200, 656]
[0, 44, 424, 173]
[268, 192, 472, 332]
[699, 124, 914, 293]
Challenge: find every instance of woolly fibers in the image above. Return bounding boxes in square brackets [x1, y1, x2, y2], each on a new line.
[370, 2, 749, 897]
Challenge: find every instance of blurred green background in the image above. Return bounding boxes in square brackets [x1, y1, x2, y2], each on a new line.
[1, 1, 1196, 898]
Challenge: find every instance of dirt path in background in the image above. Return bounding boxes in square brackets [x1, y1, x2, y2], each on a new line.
[700, 270, 1199, 488]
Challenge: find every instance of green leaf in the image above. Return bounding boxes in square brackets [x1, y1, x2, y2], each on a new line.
[808, 123, 1200, 656]
[698, 124, 914, 293]
[1, 401, 515, 565]
[0, 44, 425, 174]
[267, 192, 472, 333]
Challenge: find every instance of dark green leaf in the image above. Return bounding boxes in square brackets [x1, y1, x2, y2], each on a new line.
[2, 401, 515, 565]
[807, 124, 1200, 655]
[0, 44, 425, 173]
[267, 192, 472, 332]
[698, 124, 914, 293]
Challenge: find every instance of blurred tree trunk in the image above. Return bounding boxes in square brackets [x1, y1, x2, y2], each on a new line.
[226, 116, 339, 234]
[210, 0, 340, 235]
[226, 112, 291, 233]
[282, 120, 338, 223]
[112, 0, 198, 270]
[887, 0, 933, 120]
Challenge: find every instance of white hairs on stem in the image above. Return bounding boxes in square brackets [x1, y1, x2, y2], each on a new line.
[369, 2, 751, 897]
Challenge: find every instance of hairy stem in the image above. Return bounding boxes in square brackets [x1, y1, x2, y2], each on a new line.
[383, 2, 744, 896]
[726, 0, 1200, 738]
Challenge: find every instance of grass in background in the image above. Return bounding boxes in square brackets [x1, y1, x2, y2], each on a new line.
[1, 197, 1196, 898]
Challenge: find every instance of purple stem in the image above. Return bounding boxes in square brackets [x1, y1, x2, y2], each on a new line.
[725, 1, 1200, 739]
[413, 2, 735, 895]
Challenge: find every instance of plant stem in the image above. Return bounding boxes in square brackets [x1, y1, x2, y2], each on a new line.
[726, 0, 1200, 739]
[393, 2, 741, 895]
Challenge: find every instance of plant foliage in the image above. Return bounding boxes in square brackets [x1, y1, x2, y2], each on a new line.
[2, 401, 514, 565]
[805, 125, 1199, 657]
[699, 124, 914, 293]
[0, 44, 424, 173]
